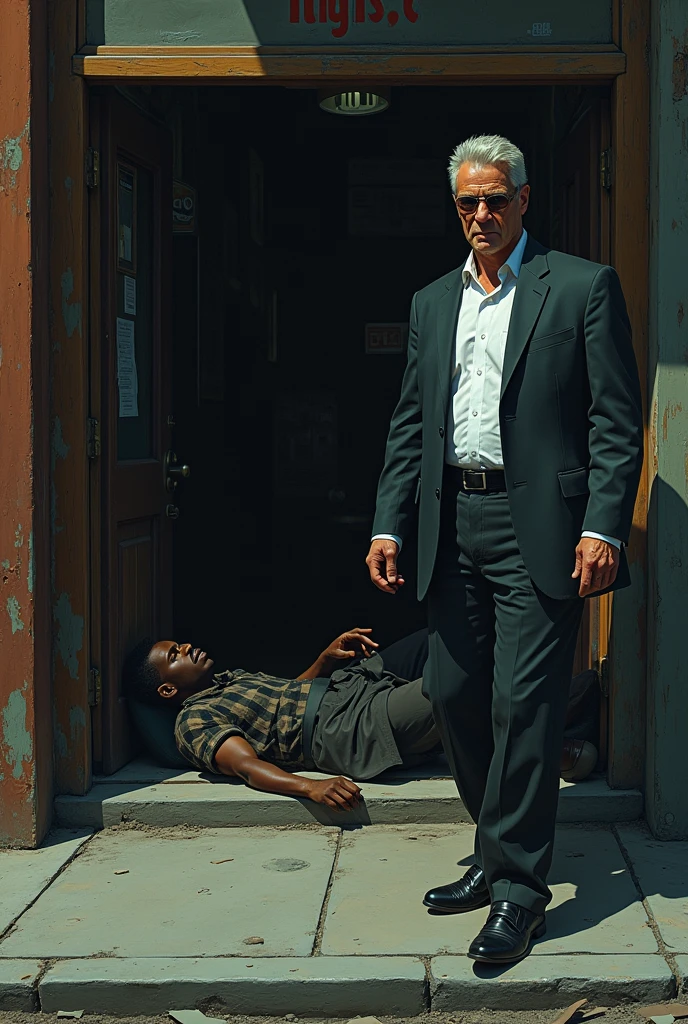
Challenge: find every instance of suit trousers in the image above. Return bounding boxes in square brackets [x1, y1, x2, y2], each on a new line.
[424, 478, 584, 914]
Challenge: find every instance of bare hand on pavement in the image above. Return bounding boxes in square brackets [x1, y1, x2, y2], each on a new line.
[306, 776, 361, 811]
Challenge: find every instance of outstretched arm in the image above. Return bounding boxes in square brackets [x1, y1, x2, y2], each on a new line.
[214, 735, 361, 811]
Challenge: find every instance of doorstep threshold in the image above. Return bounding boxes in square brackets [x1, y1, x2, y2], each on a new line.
[55, 759, 643, 830]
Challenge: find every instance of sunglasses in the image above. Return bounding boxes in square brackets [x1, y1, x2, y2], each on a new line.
[454, 190, 518, 215]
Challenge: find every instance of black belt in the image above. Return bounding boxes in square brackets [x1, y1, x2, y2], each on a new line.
[444, 465, 507, 493]
[301, 676, 331, 764]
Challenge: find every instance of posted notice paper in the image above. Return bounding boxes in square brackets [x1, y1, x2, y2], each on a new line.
[116, 317, 139, 418]
[123, 275, 136, 315]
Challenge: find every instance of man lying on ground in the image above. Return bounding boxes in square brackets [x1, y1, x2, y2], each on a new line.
[122, 628, 598, 811]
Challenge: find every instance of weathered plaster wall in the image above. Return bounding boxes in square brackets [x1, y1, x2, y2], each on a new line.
[48, 0, 91, 795]
[0, 0, 53, 846]
[646, 0, 688, 839]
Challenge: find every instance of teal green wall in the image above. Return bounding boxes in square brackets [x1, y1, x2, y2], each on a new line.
[646, 0, 688, 840]
[86, 0, 613, 47]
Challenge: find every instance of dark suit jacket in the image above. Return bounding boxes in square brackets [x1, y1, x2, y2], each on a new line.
[372, 236, 644, 601]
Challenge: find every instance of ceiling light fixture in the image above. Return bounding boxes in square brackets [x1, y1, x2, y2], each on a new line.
[318, 88, 390, 116]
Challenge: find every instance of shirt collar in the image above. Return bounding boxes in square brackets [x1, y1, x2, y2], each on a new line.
[462, 229, 528, 288]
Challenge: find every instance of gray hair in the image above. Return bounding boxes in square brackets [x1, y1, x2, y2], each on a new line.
[447, 135, 528, 194]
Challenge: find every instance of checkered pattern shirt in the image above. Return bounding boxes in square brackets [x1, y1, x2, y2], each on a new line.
[174, 669, 311, 773]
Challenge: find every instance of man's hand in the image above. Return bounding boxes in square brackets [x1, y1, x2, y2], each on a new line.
[321, 627, 379, 663]
[297, 628, 379, 680]
[572, 537, 620, 597]
[305, 776, 361, 811]
[366, 539, 405, 594]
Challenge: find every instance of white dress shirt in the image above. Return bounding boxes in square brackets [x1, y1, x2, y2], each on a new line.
[447, 227, 528, 468]
[374, 230, 620, 551]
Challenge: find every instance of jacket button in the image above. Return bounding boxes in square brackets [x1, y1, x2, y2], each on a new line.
[439, 426, 445, 438]
[435, 488, 441, 499]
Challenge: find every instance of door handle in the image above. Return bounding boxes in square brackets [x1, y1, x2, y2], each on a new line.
[164, 450, 191, 494]
[165, 504, 181, 520]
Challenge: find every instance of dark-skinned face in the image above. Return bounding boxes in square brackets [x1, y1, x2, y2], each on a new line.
[148, 641, 215, 702]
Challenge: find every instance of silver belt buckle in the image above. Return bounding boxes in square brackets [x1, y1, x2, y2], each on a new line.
[462, 470, 487, 492]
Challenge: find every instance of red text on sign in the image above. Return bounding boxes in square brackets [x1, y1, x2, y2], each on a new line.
[290, 0, 419, 39]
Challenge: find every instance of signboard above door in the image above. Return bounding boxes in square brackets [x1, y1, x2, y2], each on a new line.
[86, 0, 613, 47]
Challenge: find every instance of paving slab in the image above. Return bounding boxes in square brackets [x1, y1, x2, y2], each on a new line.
[617, 825, 688, 954]
[538, 826, 657, 955]
[38, 956, 427, 1016]
[677, 956, 688, 996]
[55, 777, 643, 830]
[0, 960, 43, 1011]
[0, 829, 92, 935]
[321, 824, 656, 956]
[430, 954, 675, 1009]
[0, 827, 337, 959]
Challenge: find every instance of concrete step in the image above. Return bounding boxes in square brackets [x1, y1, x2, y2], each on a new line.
[55, 758, 643, 829]
[34, 954, 679, 1015]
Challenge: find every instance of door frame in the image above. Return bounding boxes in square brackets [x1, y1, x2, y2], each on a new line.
[88, 92, 174, 773]
[50, 0, 649, 789]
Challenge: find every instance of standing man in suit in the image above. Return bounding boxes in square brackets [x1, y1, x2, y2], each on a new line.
[366, 135, 643, 964]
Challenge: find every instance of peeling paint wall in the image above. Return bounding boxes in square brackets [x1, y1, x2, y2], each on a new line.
[1, 685, 34, 780]
[646, 0, 688, 839]
[0, 0, 52, 847]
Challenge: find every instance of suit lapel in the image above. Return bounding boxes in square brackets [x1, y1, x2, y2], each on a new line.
[436, 269, 463, 401]
[500, 243, 551, 399]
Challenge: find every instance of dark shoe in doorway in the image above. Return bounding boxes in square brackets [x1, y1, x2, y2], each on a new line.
[423, 864, 490, 913]
[467, 901, 546, 963]
[560, 737, 598, 782]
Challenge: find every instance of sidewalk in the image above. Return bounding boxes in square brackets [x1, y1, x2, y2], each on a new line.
[1, 821, 686, 1015]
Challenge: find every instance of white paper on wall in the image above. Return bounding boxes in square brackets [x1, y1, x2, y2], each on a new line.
[116, 317, 138, 418]
[123, 275, 136, 315]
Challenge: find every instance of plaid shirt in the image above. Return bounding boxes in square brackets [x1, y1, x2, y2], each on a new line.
[174, 669, 311, 773]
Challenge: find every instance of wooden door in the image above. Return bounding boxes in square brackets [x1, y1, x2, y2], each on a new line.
[90, 94, 174, 774]
[553, 93, 612, 761]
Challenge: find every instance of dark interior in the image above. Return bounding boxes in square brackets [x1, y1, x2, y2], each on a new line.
[122, 81, 611, 680]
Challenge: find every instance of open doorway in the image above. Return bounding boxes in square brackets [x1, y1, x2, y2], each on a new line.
[90, 82, 610, 772]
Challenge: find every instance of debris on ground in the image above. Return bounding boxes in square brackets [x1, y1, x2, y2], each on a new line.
[211, 858, 234, 864]
[243, 935, 265, 945]
[551, 1001, 588, 1024]
[638, 1009, 688, 1021]
[169, 1011, 227, 1024]
[113, 869, 129, 875]
[56, 1013, 84, 1020]
[345, 1018, 384, 1024]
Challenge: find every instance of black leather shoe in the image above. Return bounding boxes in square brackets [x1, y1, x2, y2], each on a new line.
[468, 901, 546, 963]
[423, 864, 490, 913]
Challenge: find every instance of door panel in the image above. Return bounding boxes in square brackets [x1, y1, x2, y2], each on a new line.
[118, 521, 156, 660]
[93, 95, 173, 774]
